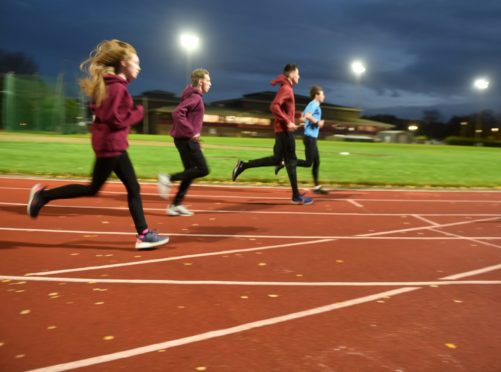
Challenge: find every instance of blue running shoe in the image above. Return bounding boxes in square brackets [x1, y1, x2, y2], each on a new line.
[291, 195, 314, 205]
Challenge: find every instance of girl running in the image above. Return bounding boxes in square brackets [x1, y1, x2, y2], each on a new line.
[27, 39, 169, 250]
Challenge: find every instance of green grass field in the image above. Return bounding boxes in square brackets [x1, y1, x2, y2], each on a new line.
[1, 131, 500, 188]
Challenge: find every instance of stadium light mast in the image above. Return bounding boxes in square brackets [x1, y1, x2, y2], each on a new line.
[473, 77, 489, 138]
[179, 32, 200, 83]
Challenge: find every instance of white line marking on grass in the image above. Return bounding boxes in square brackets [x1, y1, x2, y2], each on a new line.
[26, 239, 334, 276]
[346, 199, 364, 208]
[26, 287, 419, 372]
[2, 275, 501, 287]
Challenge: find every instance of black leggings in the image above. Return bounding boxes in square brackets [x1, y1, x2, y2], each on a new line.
[170, 138, 210, 206]
[40, 151, 147, 234]
[243, 132, 300, 197]
[297, 136, 320, 186]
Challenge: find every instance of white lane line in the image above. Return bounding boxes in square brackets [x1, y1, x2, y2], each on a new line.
[2, 275, 501, 287]
[4, 176, 501, 193]
[411, 214, 440, 226]
[441, 263, 501, 280]
[346, 199, 364, 208]
[25, 260, 501, 372]
[3, 186, 501, 203]
[2, 226, 501, 241]
[4, 201, 501, 217]
[430, 228, 501, 250]
[357, 217, 500, 237]
[27, 287, 419, 372]
[26, 239, 334, 276]
[0, 225, 498, 240]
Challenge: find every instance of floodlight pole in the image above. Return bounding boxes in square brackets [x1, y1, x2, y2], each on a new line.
[473, 78, 489, 139]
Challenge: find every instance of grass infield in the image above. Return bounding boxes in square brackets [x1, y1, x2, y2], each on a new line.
[0, 131, 500, 188]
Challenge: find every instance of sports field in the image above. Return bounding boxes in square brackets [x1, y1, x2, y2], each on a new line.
[1, 131, 500, 188]
[0, 132, 500, 371]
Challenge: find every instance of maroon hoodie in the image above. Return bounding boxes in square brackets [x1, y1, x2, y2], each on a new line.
[91, 74, 144, 158]
[269, 74, 295, 133]
[170, 85, 205, 139]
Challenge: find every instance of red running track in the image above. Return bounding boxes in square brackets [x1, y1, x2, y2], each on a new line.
[0, 176, 500, 371]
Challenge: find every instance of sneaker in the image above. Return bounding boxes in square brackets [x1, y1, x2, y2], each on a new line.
[312, 185, 329, 195]
[291, 195, 314, 205]
[27, 184, 46, 218]
[167, 204, 194, 216]
[135, 230, 169, 250]
[232, 160, 245, 181]
[157, 173, 171, 200]
[274, 161, 285, 175]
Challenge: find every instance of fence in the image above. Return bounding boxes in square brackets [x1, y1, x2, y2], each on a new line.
[1, 73, 88, 133]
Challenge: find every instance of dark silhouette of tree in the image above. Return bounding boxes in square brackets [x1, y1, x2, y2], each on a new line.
[421, 110, 446, 139]
[0, 49, 38, 74]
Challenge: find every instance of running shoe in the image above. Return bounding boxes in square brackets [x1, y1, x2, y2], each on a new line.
[27, 183, 46, 218]
[312, 185, 329, 195]
[135, 230, 169, 250]
[232, 160, 245, 181]
[157, 173, 172, 199]
[291, 195, 314, 205]
[274, 161, 285, 175]
[167, 204, 194, 216]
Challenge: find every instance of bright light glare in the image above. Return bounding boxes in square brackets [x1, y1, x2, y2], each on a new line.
[408, 124, 418, 131]
[351, 61, 366, 76]
[473, 78, 489, 90]
[180, 33, 200, 52]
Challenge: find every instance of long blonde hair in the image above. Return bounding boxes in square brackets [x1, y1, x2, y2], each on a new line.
[79, 39, 137, 107]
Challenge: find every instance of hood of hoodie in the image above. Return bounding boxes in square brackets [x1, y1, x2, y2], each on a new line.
[103, 74, 129, 87]
[180, 85, 203, 101]
[270, 74, 291, 87]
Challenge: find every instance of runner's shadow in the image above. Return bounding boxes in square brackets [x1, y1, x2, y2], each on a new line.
[1, 204, 130, 218]
[178, 225, 258, 242]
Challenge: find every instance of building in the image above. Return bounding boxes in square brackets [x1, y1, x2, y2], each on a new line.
[148, 91, 394, 138]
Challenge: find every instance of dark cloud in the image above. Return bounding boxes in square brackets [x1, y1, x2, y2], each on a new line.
[1, 0, 499, 118]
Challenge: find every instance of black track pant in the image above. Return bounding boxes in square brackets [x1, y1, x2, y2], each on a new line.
[40, 151, 147, 234]
[297, 136, 320, 186]
[170, 138, 210, 206]
[243, 132, 300, 197]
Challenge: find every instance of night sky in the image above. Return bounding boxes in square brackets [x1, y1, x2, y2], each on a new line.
[1, 0, 500, 119]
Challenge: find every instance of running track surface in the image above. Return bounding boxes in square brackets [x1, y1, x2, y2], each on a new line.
[0, 176, 500, 371]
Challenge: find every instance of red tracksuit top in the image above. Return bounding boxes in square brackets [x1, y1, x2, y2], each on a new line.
[269, 74, 295, 133]
[91, 74, 144, 158]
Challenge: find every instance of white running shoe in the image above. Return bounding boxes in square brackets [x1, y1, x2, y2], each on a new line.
[157, 173, 171, 199]
[167, 204, 194, 216]
[135, 230, 169, 250]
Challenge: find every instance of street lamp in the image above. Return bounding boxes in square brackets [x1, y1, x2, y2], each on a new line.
[473, 77, 490, 138]
[351, 60, 366, 109]
[179, 32, 200, 82]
